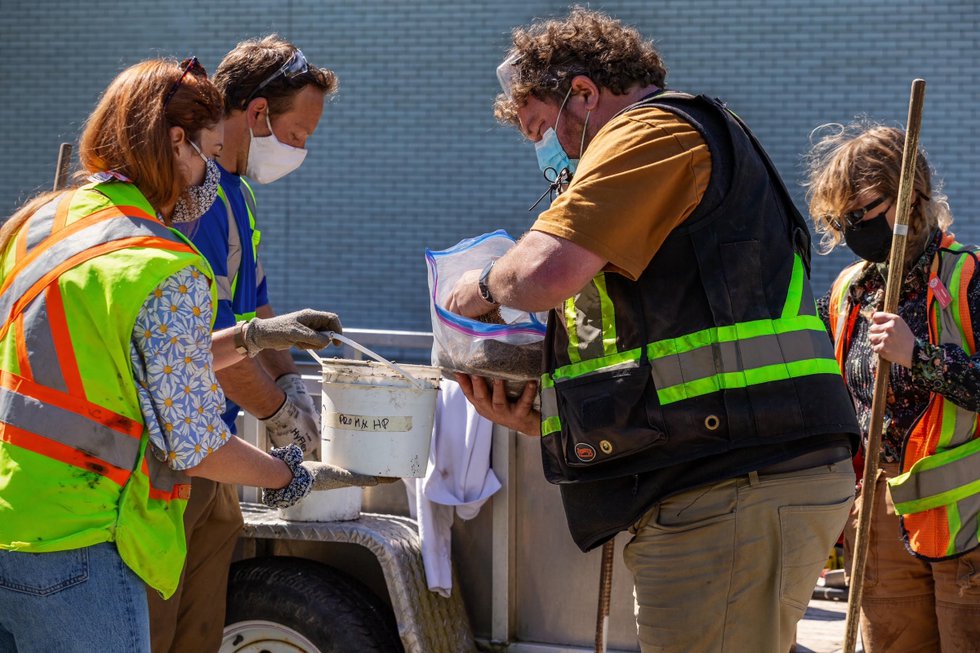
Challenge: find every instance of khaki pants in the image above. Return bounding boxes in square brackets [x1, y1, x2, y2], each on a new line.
[844, 464, 980, 653]
[623, 459, 854, 653]
[147, 477, 244, 653]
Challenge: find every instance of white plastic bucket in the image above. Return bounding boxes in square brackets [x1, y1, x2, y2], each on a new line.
[277, 486, 362, 522]
[318, 359, 441, 478]
[276, 374, 363, 522]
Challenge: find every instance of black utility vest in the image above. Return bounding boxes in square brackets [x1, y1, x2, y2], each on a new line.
[539, 93, 858, 484]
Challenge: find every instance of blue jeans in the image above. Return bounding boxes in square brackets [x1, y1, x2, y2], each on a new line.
[0, 542, 150, 653]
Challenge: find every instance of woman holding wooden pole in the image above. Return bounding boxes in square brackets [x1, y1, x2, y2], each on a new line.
[806, 120, 980, 652]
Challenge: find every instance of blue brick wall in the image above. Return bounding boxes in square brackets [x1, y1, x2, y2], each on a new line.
[1, 1, 977, 332]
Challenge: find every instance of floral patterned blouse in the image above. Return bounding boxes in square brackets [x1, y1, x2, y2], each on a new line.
[817, 230, 980, 464]
[130, 265, 232, 470]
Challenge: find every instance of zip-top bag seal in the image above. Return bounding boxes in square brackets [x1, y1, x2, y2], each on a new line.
[426, 230, 546, 389]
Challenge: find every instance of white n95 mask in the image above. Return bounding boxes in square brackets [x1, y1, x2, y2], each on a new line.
[246, 113, 307, 184]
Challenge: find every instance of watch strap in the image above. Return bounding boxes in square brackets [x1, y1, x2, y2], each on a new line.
[478, 260, 497, 305]
[234, 320, 250, 355]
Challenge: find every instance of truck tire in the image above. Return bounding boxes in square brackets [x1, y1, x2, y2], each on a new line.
[222, 556, 404, 653]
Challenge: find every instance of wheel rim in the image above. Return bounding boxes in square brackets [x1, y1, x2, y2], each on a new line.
[220, 620, 321, 653]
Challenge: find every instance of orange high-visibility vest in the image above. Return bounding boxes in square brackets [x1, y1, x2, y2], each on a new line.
[828, 233, 980, 560]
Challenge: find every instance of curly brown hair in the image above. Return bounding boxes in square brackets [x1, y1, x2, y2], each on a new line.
[214, 34, 337, 117]
[493, 7, 667, 126]
[804, 121, 951, 255]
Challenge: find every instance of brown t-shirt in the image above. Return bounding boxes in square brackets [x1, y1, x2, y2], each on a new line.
[531, 106, 712, 281]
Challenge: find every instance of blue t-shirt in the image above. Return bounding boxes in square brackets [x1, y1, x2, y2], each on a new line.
[182, 163, 269, 431]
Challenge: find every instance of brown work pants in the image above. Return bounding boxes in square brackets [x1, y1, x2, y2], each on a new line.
[624, 459, 854, 653]
[147, 477, 243, 653]
[844, 463, 980, 653]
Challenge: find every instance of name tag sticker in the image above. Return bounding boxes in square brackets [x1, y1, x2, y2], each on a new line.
[325, 413, 413, 432]
[929, 276, 952, 309]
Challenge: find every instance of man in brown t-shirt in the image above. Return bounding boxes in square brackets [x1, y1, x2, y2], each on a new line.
[447, 8, 857, 653]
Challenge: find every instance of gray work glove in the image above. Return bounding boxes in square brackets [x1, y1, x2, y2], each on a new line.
[262, 444, 313, 509]
[242, 309, 342, 357]
[276, 373, 318, 415]
[276, 373, 320, 460]
[262, 394, 319, 458]
[301, 461, 401, 491]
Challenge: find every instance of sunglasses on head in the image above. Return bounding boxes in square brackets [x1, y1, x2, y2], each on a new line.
[163, 57, 207, 108]
[826, 195, 888, 231]
[242, 49, 309, 108]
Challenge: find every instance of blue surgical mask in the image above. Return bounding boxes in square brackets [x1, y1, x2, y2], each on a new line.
[532, 87, 592, 184]
[535, 128, 577, 177]
[534, 88, 577, 178]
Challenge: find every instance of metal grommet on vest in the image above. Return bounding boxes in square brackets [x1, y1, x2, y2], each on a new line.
[704, 415, 720, 431]
[599, 440, 614, 455]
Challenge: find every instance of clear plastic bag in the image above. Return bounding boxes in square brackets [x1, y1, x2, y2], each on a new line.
[425, 230, 547, 385]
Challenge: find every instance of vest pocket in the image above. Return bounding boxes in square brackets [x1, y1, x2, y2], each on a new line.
[550, 364, 666, 472]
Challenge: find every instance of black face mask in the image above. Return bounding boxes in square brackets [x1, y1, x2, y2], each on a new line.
[844, 213, 892, 262]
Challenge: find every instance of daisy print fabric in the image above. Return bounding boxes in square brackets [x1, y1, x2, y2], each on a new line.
[131, 265, 232, 470]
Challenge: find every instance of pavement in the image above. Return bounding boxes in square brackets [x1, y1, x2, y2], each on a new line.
[790, 570, 864, 653]
[795, 598, 847, 653]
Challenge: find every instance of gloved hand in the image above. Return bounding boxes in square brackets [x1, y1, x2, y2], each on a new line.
[242, 309, 342, 357]
[274, 373, 320, 460]
[262, 394, 319, 458]
[276, 373, 317, 415]
[262, 444, 313, 509]
[301, 461, 401, 491]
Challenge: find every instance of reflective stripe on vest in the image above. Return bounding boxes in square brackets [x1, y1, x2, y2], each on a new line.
[0, 204, 181, 340]
[22, 193, 68, 254]
[828, 263, 864, 370]
[0, 369, 141, 485]
[0, 191, 197, 495]
[215, 180, 260, 322]
[885, 240, 980, 558]
[541, 254, 838, 435]
[212, 187, 236, 306]
[563, 272, 619, 363]
[21, 289, 67, 392]
[144, 453, 191, 501]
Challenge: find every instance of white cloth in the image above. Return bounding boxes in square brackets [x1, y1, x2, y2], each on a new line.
[408, 378, 499, 597]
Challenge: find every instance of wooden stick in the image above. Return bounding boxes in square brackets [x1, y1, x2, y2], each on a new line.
[594, 539, 615, 653]
[53, 143, 72, 191]
[842, 78, 926, 653]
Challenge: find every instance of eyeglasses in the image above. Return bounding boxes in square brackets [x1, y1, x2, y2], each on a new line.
[528, 166, 571, 212]
[163, 57, 206, 108]
[242, 49, 309, 108]
[826, 195, 888, 231]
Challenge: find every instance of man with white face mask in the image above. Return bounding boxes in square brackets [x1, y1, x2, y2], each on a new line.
[148, 36, 347, 653]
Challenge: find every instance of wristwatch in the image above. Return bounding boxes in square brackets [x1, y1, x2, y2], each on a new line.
[234, 320, 250, 356]
[478, 260, 498, 305]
